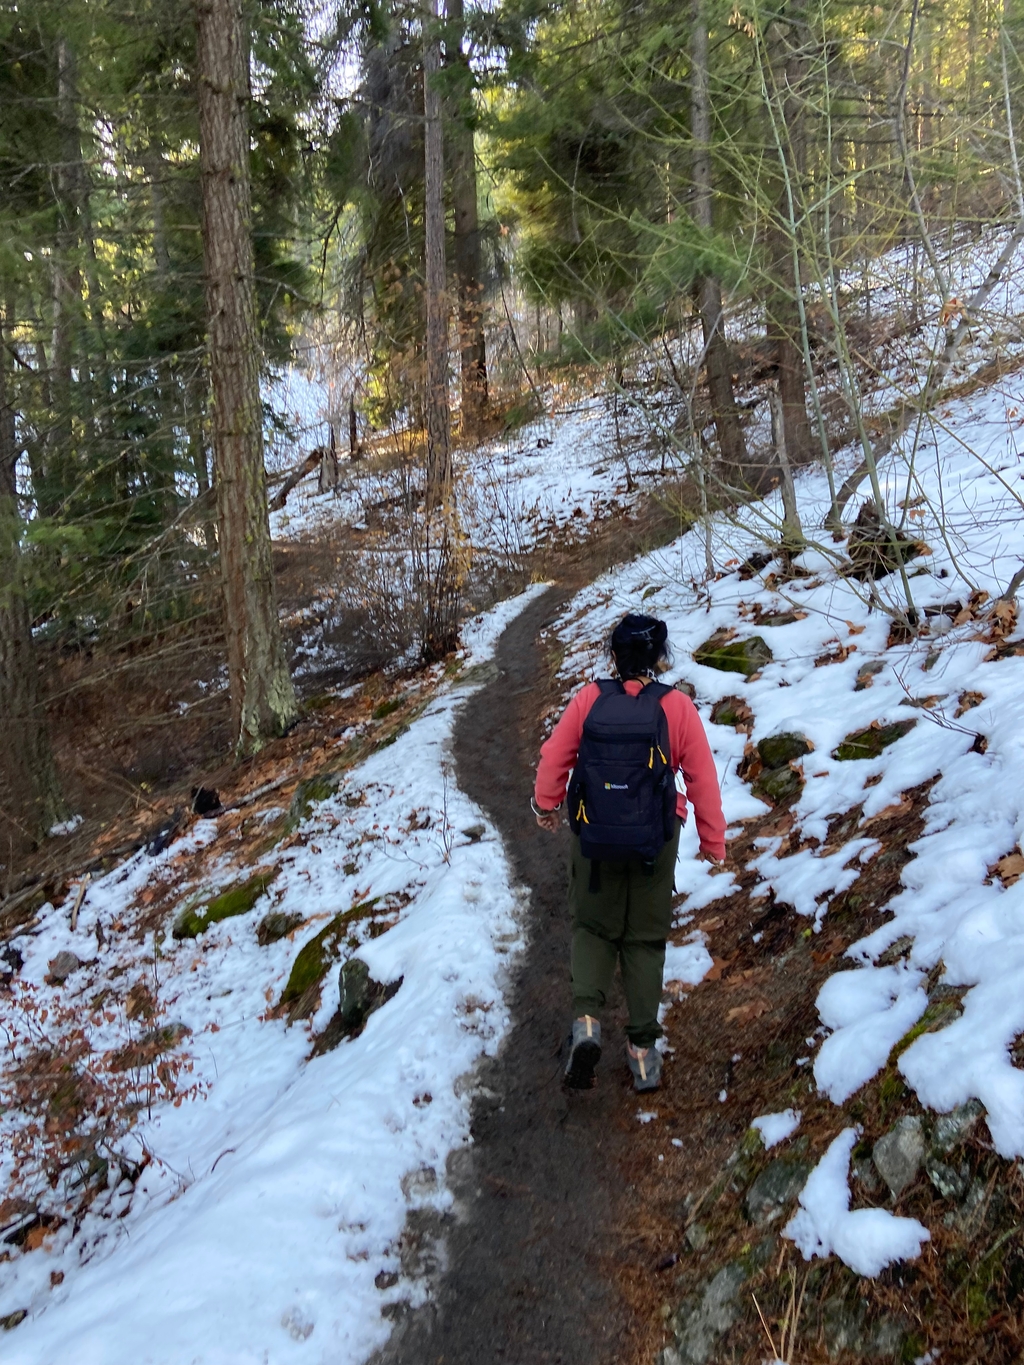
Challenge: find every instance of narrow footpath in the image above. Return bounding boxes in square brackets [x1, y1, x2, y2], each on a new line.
[377, 586, 643, 1365]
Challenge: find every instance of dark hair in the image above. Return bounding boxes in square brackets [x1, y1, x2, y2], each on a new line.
[608, 613, 671, 680]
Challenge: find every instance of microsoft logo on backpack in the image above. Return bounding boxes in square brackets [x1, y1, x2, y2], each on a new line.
[604, 782, 628, 790]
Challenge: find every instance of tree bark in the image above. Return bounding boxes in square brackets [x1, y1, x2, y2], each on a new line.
[0, 289, 66, 847]
[445, 0, 488, 439]
[423, 0, 452, 508]
[765, 10, 815, 467]
[420, 0, 460, 662]
[690, 0, 752, 490]
[197, 0, 298, 753]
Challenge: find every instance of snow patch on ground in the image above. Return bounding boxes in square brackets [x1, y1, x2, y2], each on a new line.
[0, 586, 547, 1365]
[752, 1109, 802, 1149]
[784, 1128, 930, 1276]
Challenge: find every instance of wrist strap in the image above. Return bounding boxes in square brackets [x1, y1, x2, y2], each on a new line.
[531, 797, 560, 817]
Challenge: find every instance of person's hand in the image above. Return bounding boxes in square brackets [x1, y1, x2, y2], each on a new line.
[535, 809, 561, 833]
[697, 847, 724, 865]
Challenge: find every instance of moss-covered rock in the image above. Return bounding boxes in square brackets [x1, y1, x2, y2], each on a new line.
[744, 1158, 811, 1224]
[693, 634, 773, 677]
[710, 696, 751, 727]
[279, 900, 379, 1006]
[752, 764, 804, 805]
[173, 871, 277, 939]
[257, 911, 305, 946]
[288, 774, 340, 828]
[832, 718, 916, 761]
[757, 732, 812, 769]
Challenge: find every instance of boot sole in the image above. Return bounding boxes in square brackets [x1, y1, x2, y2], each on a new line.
[564, 1039, 601, 1090]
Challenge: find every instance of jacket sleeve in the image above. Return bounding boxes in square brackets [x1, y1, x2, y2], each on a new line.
[670, 693, 727, 860]
[534, 684, 598, 810]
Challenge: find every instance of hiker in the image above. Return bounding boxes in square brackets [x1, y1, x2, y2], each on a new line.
[532, 613, 726, 1092]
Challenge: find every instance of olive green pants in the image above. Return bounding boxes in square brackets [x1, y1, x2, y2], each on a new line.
[568, 823, 680, 1048]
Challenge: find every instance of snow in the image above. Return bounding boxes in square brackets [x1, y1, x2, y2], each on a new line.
[751, 1109, 802, 1149]
[0, 585, 548, 1364]
[784, 1128, 930, 1277]
[662, 935, 714, 987]
[268, 383, 662, 559]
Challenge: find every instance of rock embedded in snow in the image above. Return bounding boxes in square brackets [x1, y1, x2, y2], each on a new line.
[872, 1116, 926, 1197]
[255, 910, 304, 946]
[832, 719, 917, 761]
[756, 732, 813, 770]
[709, 695, 751, 728]
[752, 763, 804, 805]
[46, 951, 81, 983]
[744, 1158, 811, 1224]
[692, 633, 772, 677]
[339, 957, 398, 1034]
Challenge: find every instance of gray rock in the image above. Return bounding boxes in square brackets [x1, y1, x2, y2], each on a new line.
[256, 911, 304, 946]
[339, 958, 384, 1031]
[925, 1157, 968, 1201]
[822, 1297, 905, 1361]
[942, 1177, 990, 1238]
[744, 1159, 811, 1224]
[685, 1222, 709, 1251]
[932, 1099, 984, 1154]
[757, 731, 813, 769]
[822, 1297, 867, 1357]
[671, 1262, 747, 1364]
[872, 1115, 925, 1197]
[851, 1158, 882, 1194]
[47, 951, 81, 983]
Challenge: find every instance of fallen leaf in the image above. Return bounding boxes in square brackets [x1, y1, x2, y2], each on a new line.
[993, 851, 1024, 887]
[726, 999, 769, 1025]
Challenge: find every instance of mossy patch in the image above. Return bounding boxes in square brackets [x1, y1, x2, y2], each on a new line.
[832, 718, 917, 761]
[371, 696, 403, 720]
[172, 871, 278, 940]
[287, 774, 340, 829]
[757, 732, 812, 769]
[280, 899, 379, 1007]
[752, 765, 804, 804]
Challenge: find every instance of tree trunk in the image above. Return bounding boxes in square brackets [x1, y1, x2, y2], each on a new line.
[690, 0, 752, 490]
[445, 0, 488, 439]
[423, 0, 452, 508]
[0, 289, 66, 847]
[197, 0, 298, 754]
[47, 35, 83, 517]
[765, 10, 815, 467]
[349, 393, 361, 459]
[420, 0, 460, 662]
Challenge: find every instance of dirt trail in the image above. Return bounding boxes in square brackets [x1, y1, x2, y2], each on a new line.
[376, 585, 649, 1365]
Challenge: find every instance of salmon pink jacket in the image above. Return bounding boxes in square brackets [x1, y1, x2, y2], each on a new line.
[534, 679, 727, 861]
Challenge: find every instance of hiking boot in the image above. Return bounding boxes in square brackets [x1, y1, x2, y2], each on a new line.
[627, 1041, 662, 1092]
[564, 1015, 602, 1090]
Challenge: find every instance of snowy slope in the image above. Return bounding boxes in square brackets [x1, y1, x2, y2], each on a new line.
[0, 588, 546, 1365]
[549, 360, 1024, 1277]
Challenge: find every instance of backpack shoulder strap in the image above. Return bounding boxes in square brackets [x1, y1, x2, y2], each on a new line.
[595, 679, 625, 696]
[644, 681, 673, 703]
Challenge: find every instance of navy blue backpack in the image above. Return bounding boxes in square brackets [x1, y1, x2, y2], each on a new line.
[567, 680, 677, 865]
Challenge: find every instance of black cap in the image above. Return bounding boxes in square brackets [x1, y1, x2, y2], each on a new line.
[610, 613, 668, 652]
